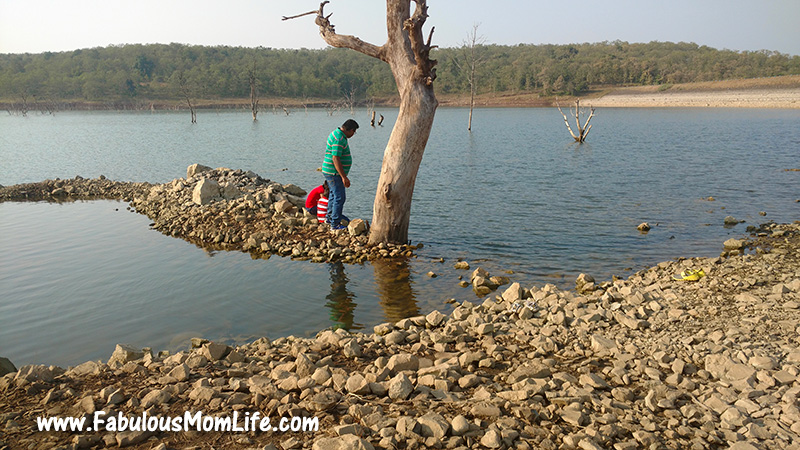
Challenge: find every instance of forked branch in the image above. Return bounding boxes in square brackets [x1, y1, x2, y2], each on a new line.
[283, 1, 384, 61]
[556, 98, 595, 143]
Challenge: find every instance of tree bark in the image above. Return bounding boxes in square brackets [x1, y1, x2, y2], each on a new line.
[287, 0, 438, 245]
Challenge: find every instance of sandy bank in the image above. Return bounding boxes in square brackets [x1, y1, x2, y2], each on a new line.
[588, 87, 800, 109]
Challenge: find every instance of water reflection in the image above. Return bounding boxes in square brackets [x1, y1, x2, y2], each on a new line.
[372, 258, 419, 322]
[324, 261, 360, 331]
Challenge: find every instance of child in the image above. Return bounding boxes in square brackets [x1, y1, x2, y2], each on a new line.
[316, 182, 348, 225]
[316, 182, 330, 223]
[304, 182, 327, 216]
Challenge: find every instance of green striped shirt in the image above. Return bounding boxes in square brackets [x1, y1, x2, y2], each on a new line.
[322, 128, 352, 176]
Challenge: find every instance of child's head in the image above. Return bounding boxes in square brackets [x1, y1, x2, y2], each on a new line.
[322, 181, 330, 198]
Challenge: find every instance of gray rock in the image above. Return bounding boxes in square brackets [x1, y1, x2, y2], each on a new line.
[388, 373, 413, 400]
[502, 282, 525, 302]
[108, 344, 143, 366]
[450, 414, 470, 436]
[417, 412, 449, 439]
[507, 363, 551, 383]
[480, 429, 503, 448]
[186, 163, 212, 179]
[201, 342, 231, 361]
[167, 363, 191, 382]
[426, 310, 446, 327]
[192, 178, 221, 205]
[141, 389, 172, 408]
[345, 374, 371, 395]
[341, 339, 362, 358]
[67, 360, 102, 377]
[348, 218, 368, 236]
[387, 353, 419, 373]
[312, 435, 375, 450]
[724, 238, 745, 250]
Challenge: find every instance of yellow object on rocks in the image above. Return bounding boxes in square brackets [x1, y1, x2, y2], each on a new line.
[673, 269, 706, 281]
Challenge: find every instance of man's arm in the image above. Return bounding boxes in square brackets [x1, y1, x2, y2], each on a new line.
[332, 155, 350, 188]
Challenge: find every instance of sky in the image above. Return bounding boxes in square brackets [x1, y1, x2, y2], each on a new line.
[1, 0, 799, 56]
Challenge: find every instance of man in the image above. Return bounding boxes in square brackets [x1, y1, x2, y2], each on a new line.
[321, 119, 358, 230]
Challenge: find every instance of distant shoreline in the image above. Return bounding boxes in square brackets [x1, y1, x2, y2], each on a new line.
[3, 76, 799, 112]
[439, 75, 800, 109]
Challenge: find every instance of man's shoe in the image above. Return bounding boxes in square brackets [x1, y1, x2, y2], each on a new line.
[331, 224, 347, 231]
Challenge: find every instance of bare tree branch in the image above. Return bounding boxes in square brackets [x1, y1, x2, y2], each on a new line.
[556, 100, 579, 141]
[284, 1, 385, 61]
[281, 9, 318, 21]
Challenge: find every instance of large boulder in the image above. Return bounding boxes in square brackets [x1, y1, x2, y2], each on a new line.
[186, 163, 212, 179]
[192, 179, 221, 205]
[348, 218, 368, 236]
[108, 344, 144, 366]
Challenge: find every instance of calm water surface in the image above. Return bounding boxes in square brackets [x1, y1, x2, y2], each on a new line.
[1, 107, 798, 367]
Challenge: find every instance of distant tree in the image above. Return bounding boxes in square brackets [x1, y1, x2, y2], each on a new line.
[246, 60, 260, 121]
[134, 55, 155, 80]
[455, 23, 486, 131]
[176, 71, 197, 123]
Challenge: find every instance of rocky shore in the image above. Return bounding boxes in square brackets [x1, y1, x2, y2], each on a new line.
[1, 217, 799, 449]
[0, 164, 418, 263]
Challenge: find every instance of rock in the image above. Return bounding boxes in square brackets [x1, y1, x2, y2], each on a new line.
[450, 415, 470, 436]
[201, 342, 231, 361]
[341, 339, 362, 358]
[312, 435, 374, 450]
[724, 238, 745, 250]
[186, 163, 212, 179]
[219, 182, 239, 200]
[116, 430, 153, 447]
[576, 273, 596, 293]
[141, 389, 172, 408]
[502, 282, 525, 302]
[167, 363, 191, 382]
[417, 412, 449, 439]
[724, 215, 742, 225]
[108, 344, 144, 366]
[426, 310, 446, 327]
[68, 360, 102, 376]
[282, 183, 306, 197]
[480, 429, 503, 448]
[507, 363, 551, 383]
[0, 357, 17, 376]
[387, 353, 419, 373]
[192, 178, 221, 205]
[347, 218, 368, 236]
[345, 374, 371, 395]
[388, 373, 413, 400]
[454, 261, 470, 270]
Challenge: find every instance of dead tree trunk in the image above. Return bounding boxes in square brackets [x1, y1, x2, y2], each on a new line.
[248, 61, 259, 121]
[458, 23, 484, 131]
[285, 0, 438, 244]
[177, 72, 197, 124]
[556, 99, 595, 143]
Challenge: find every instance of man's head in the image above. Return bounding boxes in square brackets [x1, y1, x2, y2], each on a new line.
[341, 119, 359, 138]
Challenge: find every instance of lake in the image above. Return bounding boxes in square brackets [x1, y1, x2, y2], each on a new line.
[1, 106, 798, 367]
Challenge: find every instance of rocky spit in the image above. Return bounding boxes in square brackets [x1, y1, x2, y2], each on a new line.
[1, 206, 799, 450]
[0, 164, 418, 263]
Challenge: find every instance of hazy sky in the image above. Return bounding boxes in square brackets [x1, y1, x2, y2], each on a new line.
[1, 0, 799, 56]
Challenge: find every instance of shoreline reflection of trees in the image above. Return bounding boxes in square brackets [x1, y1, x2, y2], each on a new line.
[325, 258, 420, 331]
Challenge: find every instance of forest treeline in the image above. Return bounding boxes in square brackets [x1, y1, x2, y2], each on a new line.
[1, 41, 799, 107]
